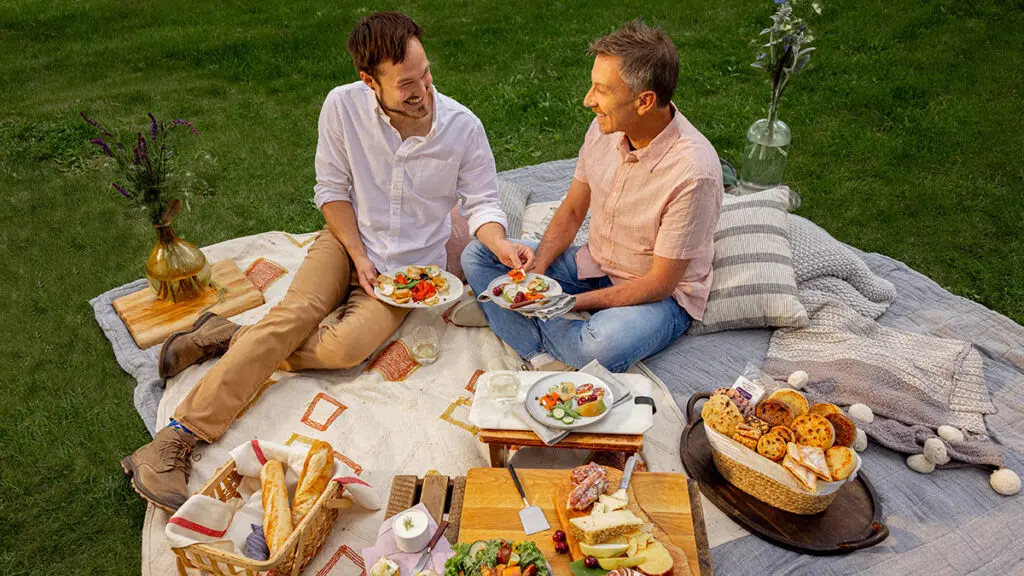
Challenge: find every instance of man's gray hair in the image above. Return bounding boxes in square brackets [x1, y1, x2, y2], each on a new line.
[589, 20, 679, 107]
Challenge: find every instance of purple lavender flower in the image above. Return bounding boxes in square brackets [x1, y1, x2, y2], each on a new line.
[171, 119, 200, 136]
[148, 112, 158, 138]
[80, 111, 113, 137]
[112, 182, 133, 200]
[133, 132, 149, 165]
[90, 138, 113, 157]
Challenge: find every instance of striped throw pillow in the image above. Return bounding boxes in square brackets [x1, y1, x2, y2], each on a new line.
[687, 186, 808, 335]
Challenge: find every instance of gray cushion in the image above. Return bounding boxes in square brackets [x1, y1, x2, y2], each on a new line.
[498, 178, 531, 239]
[688, 186, 809, 335]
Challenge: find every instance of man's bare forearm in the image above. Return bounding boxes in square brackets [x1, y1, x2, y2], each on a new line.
[475, 221, 507, 255]
[534, 203, 586, 273]
[573, 277, 672, 311]
[321, 200, 368, 261]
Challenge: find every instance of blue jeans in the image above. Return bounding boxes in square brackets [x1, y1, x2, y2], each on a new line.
[461, 240, 691, 372]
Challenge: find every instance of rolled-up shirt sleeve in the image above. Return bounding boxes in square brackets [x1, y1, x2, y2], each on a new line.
[654, 176, 722, 261]
[458, 120, 507, 236]
[313, 92, 354, 210]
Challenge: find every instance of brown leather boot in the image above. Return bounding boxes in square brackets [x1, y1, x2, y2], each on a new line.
[120, 426, 197, 512]
[158, 312, 239, 379]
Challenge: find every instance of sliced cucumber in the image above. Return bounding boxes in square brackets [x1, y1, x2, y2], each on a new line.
[561, 415, 575, 424]
[552, 407, 566, 419]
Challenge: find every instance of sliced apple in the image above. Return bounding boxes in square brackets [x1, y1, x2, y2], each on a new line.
[579, 539, 629, 559]
[635, 542, 674, 576]
[597, 556, 644, 570]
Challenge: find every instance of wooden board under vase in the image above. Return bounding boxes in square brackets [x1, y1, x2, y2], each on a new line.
[680, 391, 889, 555]
[112, 260, 264, 350]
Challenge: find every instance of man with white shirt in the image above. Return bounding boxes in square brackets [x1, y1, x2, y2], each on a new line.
[121, 11, 531, 511]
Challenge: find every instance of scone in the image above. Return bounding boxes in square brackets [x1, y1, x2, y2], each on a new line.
[770, 426, 795, 444]
[769, 389, 809, 420]
[756, 432, 788, 462]
[732, 432, 759, 450]
[791, 414, 836, 449]
[824, 412, 858, 447]
[701, 394, 744, 438]
[825, 446, 858, 480]
[755, 398, 794, 428]
[809, 402, 842, 418]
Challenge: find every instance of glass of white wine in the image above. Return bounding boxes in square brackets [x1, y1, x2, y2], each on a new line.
[487, 357, 522, 407]
[410, 326, 440, 364]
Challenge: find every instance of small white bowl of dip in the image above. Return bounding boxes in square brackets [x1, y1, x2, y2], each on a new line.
[392, 508, 430, 553]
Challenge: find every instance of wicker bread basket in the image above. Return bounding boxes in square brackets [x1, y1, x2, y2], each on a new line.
[172, 458, 348, 576]
[704, 423, 860, 514]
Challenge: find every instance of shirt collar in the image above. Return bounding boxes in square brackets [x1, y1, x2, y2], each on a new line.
[617, 103, 683, 172]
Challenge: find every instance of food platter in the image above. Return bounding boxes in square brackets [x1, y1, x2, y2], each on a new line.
[480, 272, 563, 312]
[373, 265, 464, 309]
[525, 373, 614, 430]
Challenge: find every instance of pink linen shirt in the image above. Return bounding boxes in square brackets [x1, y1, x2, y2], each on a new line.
[573, 107, 723, 320]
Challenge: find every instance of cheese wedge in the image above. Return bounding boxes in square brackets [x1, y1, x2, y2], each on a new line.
[569, 510, 644, 545]
[598, 493, 628, 512]
[783, 454, 818, 493]
[787, 442, 833, 482]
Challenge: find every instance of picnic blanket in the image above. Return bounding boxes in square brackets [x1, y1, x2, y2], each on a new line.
[90, 230, 689, 576]
[91, 159, 1024, 574]
[502, 159, 1024, 575]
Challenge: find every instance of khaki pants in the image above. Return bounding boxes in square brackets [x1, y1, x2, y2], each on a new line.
[174, 229, 409, 442]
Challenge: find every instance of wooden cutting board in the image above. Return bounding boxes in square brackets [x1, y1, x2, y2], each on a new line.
[459, 467, 711, 576]
[112, 260, 264, 349]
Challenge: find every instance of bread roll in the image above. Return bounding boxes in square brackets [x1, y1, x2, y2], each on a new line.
[769, 389, 809, 420]
[260, 460, 293, 556]
[291, 440, 334, 526]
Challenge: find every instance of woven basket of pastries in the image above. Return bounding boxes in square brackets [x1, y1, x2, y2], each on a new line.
[172, 441, 346, 576]
[700, 387, 862, 515]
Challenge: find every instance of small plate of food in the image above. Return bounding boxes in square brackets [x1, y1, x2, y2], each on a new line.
[374, 265, 465, 308]
[525, 373, 615, 430]
[478, 269, 563, 312]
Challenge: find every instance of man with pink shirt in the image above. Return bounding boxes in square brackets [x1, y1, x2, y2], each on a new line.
[463, 20, 723, 372]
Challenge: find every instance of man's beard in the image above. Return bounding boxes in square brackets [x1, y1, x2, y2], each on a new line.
[378, 91, 431, 120]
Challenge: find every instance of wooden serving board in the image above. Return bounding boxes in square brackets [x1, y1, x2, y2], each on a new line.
[459, 467, 711, 576]
[112, 260, 265, 350]
[681, 392, 889, 555]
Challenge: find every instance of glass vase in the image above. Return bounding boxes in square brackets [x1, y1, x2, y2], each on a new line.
[739, 117, 791, 192]
[146, 223, 211, 302]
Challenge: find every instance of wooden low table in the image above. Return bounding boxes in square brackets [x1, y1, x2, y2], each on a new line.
[478, 428, 643, 467]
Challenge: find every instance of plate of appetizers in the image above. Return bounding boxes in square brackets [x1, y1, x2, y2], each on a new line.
[374, 265, 464, 308]
[526, 373, 614, 430]
[479, 269, 563, 312]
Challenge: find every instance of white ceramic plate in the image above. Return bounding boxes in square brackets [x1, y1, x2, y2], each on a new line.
[524, 373, 615, 430]
[373, 267, 464, 309]
[480, 272, 563, 311]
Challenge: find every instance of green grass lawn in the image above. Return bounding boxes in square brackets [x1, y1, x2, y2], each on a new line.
[1, 0, 1022, 573]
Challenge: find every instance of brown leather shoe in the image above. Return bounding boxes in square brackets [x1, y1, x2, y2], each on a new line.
[120, 426, 197, 512]
[158, 312, 239, 379]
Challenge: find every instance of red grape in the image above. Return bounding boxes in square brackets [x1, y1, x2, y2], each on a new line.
[493, 286, 503, 296]
[584, 556, 599, 569]
[552, 530, 566, 543]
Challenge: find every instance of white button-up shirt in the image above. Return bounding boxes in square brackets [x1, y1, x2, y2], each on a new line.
[313, 81, 507, 271]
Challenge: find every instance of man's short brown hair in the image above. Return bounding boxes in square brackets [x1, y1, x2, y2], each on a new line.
[347, 11, 424, 77]
[590, 20, 679, 107]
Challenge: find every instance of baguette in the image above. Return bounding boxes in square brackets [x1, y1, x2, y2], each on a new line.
[260, 460, 293, 556]
[291, 440, 334, 526]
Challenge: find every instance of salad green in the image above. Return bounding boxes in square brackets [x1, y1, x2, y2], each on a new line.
[445, 539, 549, 576]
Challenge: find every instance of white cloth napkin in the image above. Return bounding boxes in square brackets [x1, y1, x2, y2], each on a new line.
[361, 502, 454, 575]
[166, 439, 382, 555]
[469, 362, 654, 446]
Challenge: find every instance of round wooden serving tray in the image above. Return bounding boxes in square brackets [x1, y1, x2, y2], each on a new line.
[680, 392, 889, 555]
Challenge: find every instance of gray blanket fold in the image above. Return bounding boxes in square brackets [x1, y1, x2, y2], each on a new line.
[765, 215, 1003, 467]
